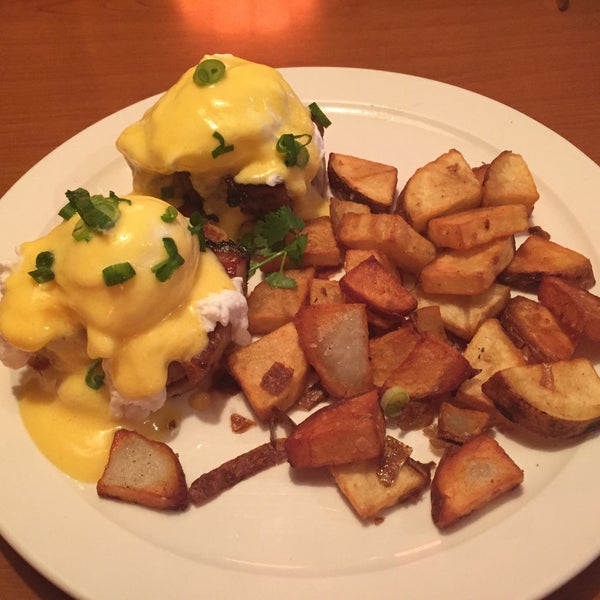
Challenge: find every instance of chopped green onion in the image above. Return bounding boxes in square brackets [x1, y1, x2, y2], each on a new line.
[58, 203, 77, 220]
[276, 133, 312, 167]
[308, 102, 332, 129]
[151, 237, 185, 282]
[72, 221, 92, 242]
[188, 211, 207, 251]
[109, 191, 131, 205]
[211, 131, 234, 159]
[161, 205, 179, 223]
[28, 251, 55, 283]
[193, 58, 226, 86]
[85, 358, 105, 390]
[102, 262, 136, 286]
[380, 386, 410, 418]
[160, 185, 174, 200]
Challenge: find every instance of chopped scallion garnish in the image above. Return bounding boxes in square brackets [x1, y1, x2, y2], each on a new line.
[211, 131, 234, 159]
[308, 102, 332, 129]
[28, 251, 55, 284]
[58, 203, 77, 220]
[151, 237, 185, 282]
[188, 211, 207, 251]
[380, 386, 410, 418]
[102, 262, 136, 286]
[276, 133, 312, 167]
[193, 58, 226, 86]
[161, 205, 179, 223]
[85, 358, 105, 390]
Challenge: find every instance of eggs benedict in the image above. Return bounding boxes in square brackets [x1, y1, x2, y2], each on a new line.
[0, 189, 250, 424]
[116, 54, 328, 238]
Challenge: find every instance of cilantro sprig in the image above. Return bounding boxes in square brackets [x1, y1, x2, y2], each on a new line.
[239, 206, 307, 289]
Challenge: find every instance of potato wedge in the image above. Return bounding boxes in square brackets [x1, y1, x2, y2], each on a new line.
[309, 278, 345, 305]
[397, 149, 482, 233]
[500, 295, 577, 362]
[482, 151, 539, 214]
[97, 429, 189, 511]
[409, 305, 448, 342]
[414, 283, 511, 341]
[284, 390, 385, 468]
[337, 212, 436, 273]
[431, 434, 523, 529]
[455, 318, 526, 415]
[382, 332, 472, 400]
[419, 236, 515, 296]
[436, 402, 493, 444]
[295, 303, 374, 398]
[482, 358, 600, 438]
[329, 196, 371, 238]
[344, 248, 402, 283]
[427, 204, 529, 250]
[227, 322, 310, 421]
[339, 256, 417, 320]
[328, 152, 398, 213]
[369, 325, 421, 388]
[247, 268, 314, 335]
[538, 275, 600, 341]
[499, 235, 595, 291]
[331, 457, 432, 519]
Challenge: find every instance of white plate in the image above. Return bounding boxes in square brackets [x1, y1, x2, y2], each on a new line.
[0, 67, 598, 600]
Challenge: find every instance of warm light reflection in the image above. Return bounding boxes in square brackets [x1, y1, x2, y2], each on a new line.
[172, 0, 319, 37]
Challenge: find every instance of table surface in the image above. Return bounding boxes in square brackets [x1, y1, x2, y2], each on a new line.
[0, 1, 598, 598]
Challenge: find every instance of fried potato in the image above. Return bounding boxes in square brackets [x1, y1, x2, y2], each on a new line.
[499, 235, 595, 291]
[382, 332, 472, 400]
[339, 256, 417, 321]
[427, 204, 529, 250]
[369, 325, 421, 388]
[329, 196, 371, 238]
[436, 402, 493, 444]
[500, 295, 577, 362]
[295, 303, 374, 398]
[227, 322, 310, 421]
[431, 434, 523, 529]
[455, 318, 526, 416]
[284, 390, 385, 468]
[481, 151, 539, 214]
[328, 152, 398, 213]
[537, 275, 600, 341]
[247, 268, 314, 335]
[337, 212, 436, 273]
[97, 429, 189, 511]
[413, 283, 511, 341]
[409, 305, 448, 342]
[344, 248, 402, 283]
[397, 148, 482, 233]
[331, 457, 432, 519]
[482, 358, 600, 438]
[309, 277, 345, 305]
[419, 236, 515, 296]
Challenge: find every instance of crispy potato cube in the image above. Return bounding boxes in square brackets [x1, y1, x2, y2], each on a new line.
[247, 268, 314, 335]
[499, 235, 595, 290]
[482, 151, 539, 214]
[472, 163, 489, 185]
[482, 358, 600, 438]
[427, 204, 529, 250]
[409, 305, 448, 342]
[455, 318, 526, 415]
[227, 322, 309, 421]
[284, 390, 385, 468]
[331, 457, 432, 519]
[344, 248, 402, 283]
[369, 325, 421, 388]
[500, 295, 577, 362]
[436, 402, 493, 444]
[431, 434, 523, 529]
[419, 236, 515, 296]
[337, 212, 436, 273]
[397, 149, 482, 233]
[383, 332, 472, 400]
[328, 152, 398, 213]
[414, 283, 511, 341]
[97, 429, 189, 511]
[309, 278, 345, 305]
[329, 196, 371, 238]
[295, 303, 373, 398]
[538, 276, 600, 341]
[339, 256, 417, 319]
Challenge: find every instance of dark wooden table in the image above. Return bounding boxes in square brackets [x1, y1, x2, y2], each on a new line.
[1, 1, 598, 598]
